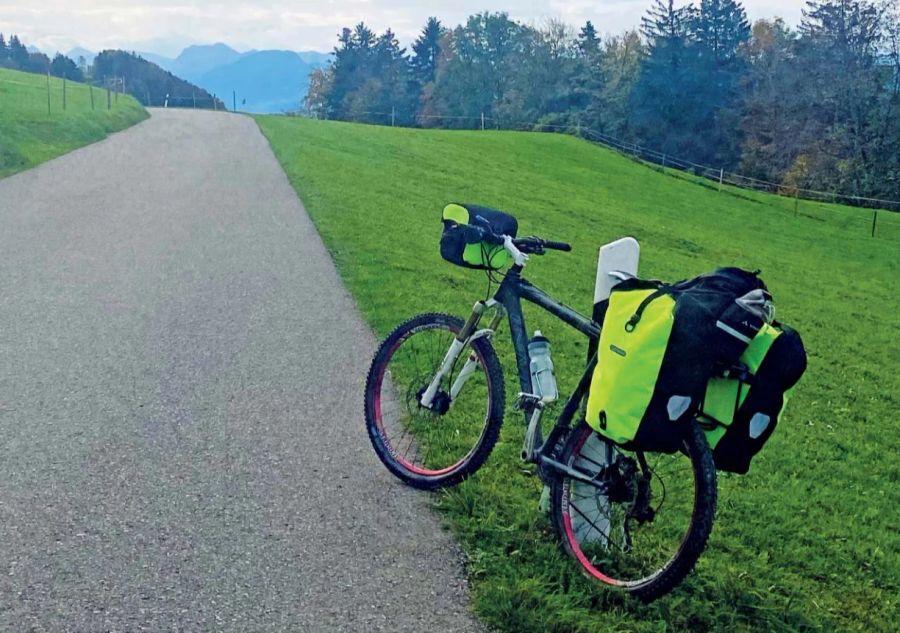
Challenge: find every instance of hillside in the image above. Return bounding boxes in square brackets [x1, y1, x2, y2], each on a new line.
[0, 67, 147, 178]
[255, 116, 899, 633]
[93, 50, 225, 109]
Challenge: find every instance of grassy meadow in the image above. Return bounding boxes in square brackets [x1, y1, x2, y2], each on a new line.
[0, 67, 147, 178]
[256, 115, 898, 632]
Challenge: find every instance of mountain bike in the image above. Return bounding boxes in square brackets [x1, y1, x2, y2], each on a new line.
[363, 212, 716, 602]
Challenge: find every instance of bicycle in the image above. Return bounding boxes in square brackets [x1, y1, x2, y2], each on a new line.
[364, 210, 716, 602]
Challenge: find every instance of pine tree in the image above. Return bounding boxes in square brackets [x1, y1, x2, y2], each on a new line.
[577, 21, 601, 58]
[692, 0, 751, 64]
[412, 17, 444, 86]
[0, 34, 8, 63]
[8, 35, 30, 68]
[641, 0, 695, 68]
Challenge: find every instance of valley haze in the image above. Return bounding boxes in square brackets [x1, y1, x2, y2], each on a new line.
[62, 43, 331, 114]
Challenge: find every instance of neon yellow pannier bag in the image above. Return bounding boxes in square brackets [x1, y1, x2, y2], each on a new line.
[586, 285, 677, 448]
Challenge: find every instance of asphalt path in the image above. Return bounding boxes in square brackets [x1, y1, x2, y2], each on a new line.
[0, 109, 484, 632]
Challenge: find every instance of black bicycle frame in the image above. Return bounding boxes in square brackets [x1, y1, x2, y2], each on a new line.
[488, 264, 602, 457]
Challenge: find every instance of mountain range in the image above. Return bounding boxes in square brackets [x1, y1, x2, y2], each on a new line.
[65, 43, 330, 113]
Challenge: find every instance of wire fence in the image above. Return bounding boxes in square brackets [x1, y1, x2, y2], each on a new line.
[311, 109, 899, 238]
[1, 72, 134, 118]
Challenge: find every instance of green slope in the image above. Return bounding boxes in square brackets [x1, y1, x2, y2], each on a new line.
[256, 116, 899, 633]
[0, 67, 148, 178]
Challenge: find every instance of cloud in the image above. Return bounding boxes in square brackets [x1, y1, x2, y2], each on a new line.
[0, 0, 809, 56]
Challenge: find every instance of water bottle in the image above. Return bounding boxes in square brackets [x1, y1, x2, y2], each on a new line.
[528, 330, 558, 402]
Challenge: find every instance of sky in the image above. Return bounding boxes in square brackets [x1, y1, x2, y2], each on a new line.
[1, 1, 809, 57]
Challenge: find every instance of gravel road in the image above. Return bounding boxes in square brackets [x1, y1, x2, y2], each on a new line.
[0, 109, 484, 632]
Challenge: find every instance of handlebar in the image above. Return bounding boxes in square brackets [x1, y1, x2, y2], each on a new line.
[539, 240, 573, 252]
[470, 216, 572, 256]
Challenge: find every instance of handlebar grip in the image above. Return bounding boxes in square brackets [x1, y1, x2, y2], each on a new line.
[470, 216, 505, 245]
[544, 240, 572, 252]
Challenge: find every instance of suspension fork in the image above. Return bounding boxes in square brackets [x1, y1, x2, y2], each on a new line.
[419, 300, 504, 408]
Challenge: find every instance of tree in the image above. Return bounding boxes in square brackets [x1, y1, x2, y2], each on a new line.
[501, 19, 579, 124]
[411, 17, 444, 87]
[739, 19, 803, 182]
[313, 23, 415, 124]
[0, 34, 8, 64]
[7, 35, 29, 68]
[690, 0, 752, 164]
[304, 67, 332, 117]
[24, 52, 50, 73]
[631, 0, 707, 158]
[583, 30, 645, 138]
[427, 12, 527, 127]
[795, 0, 884, 194]
[692, 0, 751, 64]
[50, 53, 84, 82]
[577, 21, 601, 58]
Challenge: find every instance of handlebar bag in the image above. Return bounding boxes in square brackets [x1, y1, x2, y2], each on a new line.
[440, 203, 518, 270]
[586, 268, 773, 454]
[698, 323, 806, 473]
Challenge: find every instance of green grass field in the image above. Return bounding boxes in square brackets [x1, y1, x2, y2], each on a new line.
[0, 67, 147, 178]
[256, 116, 899, 632]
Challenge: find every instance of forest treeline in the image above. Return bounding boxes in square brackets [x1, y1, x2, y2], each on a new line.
[0, 33, 85, 82]
[307, 0, 900, 201]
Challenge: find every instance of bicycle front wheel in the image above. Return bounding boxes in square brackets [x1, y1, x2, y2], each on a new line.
[364, 313, 505, 490]
[551, 420, 716, 602]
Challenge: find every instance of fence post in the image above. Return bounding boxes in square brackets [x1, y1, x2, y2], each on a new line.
[90, 81, 95, 110]
[481, 112, 485, 131]
[662, 154, 667, 169]
[46, 71, 51, 116]
[391, 106, 396, 127]
[871, 210, 878, 238]
[718, 168, 724, 191]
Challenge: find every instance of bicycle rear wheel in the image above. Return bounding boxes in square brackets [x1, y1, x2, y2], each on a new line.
[551, 420, 716, 602]
[364, 313, 505, 490]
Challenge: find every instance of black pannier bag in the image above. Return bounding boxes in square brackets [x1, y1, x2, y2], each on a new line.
[440, 203, 518, 270]
[698, 324, 807, 473]
[586, 268, 779, 454]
